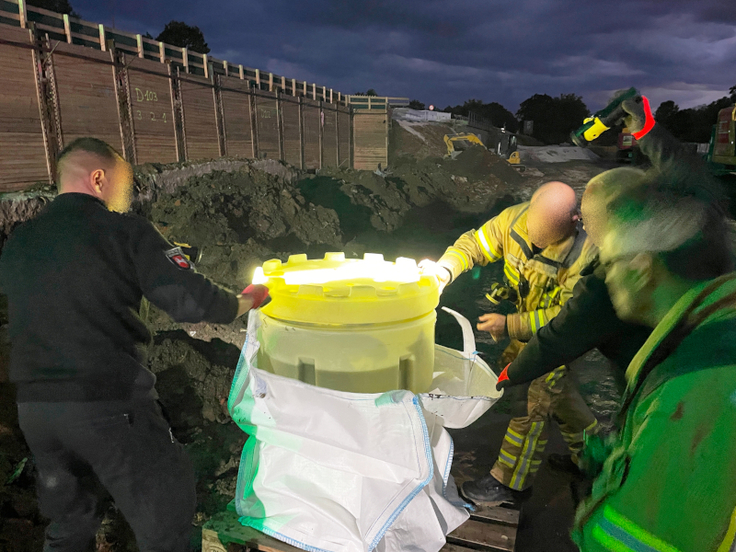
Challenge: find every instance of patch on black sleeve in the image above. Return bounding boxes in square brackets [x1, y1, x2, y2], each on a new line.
[165, 247, 193, 270]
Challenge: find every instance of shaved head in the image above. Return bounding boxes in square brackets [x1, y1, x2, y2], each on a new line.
[527, 181, 579, 248]
[56, 138, 134, 213]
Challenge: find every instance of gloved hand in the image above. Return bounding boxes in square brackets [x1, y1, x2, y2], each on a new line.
[621, 96, 655, 139]
[418, 259, 452, 292]
[241, 284, 270, 309]
[496, 363, 512, 391]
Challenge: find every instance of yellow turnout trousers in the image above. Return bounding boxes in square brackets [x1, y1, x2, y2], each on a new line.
[491, 340, 598, 491]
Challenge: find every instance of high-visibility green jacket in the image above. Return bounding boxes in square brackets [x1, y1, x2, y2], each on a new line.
[437, 202, 597, 341]
[572, 274, 736, 552]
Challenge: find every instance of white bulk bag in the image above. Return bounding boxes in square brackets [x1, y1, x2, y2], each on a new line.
[419, 307, 502, 428]
[227, 309, 501, 552]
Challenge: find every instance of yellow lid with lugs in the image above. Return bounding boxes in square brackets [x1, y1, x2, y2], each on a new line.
[252, 252, 440, 325]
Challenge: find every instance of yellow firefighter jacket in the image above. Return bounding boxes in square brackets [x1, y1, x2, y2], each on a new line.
[438, 202, 597, 341]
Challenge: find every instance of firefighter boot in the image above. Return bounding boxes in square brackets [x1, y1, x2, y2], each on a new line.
[461, 474, 530, 507]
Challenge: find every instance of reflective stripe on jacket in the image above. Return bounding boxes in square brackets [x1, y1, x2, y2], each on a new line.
[572, 275, 736, 552]
[437, 202, 597, 341]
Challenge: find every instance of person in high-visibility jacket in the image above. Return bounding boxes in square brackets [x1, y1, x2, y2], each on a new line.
[432, 181, 598, 505]
[573, 161, 736, 552]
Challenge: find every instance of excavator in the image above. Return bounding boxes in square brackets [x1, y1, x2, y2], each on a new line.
[444, 132, 525, 171]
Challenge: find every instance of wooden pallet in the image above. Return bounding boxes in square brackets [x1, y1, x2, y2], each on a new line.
[202, 501, 519, 552]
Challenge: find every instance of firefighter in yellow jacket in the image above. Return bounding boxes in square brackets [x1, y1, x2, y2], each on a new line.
[432, 181, 598, 505]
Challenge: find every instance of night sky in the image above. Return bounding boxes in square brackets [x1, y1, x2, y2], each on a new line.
[73, 0, 735, 113]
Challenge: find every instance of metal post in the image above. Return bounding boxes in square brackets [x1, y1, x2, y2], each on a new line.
[32, 32, 61, 183]
[318, 101, 324, 169]
[298, 96, 304, 169]
[113, 47, 136, 163]
[213, 73, 226, 157]
[170, 66, 187, 161]
[250, 92, 259, 159]
[276, 90, 284, 161]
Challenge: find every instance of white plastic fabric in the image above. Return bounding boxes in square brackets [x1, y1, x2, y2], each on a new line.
[227, 308, 502, 552]
[419, 307, 502, 428]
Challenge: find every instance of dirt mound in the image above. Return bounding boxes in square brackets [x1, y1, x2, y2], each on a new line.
[319, 142, 526, 232]
[389, 120, 455, 161]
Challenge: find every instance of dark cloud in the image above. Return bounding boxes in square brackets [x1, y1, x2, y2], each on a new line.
[73, 0, 736, 112]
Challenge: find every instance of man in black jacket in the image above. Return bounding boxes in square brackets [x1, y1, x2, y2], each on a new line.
[0, 138, 268, 552]
[494, 97, 714, 473]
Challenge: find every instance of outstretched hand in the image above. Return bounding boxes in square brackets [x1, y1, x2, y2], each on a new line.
[477, 313, 507, 342]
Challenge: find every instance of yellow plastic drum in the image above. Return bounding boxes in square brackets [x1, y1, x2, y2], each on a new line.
[252, 252, 440, 394]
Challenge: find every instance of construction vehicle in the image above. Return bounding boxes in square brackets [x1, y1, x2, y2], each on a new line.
[444, 133, 486, 158]
[444, 132, 525, 171]
[705, 105, 736, 176]
[616, 127, 642, 163]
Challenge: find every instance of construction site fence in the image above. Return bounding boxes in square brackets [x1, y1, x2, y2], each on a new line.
[0, 5, 398, 191]
[0, 0, 347, 101]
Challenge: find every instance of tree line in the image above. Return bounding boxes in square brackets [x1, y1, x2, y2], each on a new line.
[412, 87, 736, 146]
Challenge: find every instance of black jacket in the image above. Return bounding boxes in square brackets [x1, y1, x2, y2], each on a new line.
[0, 193, 238, 402]
[506, 261, 651, 384]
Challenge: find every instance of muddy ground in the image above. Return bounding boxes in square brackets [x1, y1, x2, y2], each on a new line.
[0, 122, 621, 551]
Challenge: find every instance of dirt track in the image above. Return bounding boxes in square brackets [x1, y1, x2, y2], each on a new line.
[0, 122, 618, 551]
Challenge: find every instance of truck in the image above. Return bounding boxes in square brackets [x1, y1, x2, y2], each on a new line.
[705, 105, 736, 176]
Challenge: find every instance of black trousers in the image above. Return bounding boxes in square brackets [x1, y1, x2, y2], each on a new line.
[17, 400, 196, 552]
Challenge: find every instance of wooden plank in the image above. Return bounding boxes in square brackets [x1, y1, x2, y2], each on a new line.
[302, 99, 320, 169]
[18, 0, 27, 28]
[25, 3, 63, 18]
[353, 111, 387, 170]
[126, 57, 177, 164]
[178, 74, 219, 160]
[219, 76, 253, 158]
[202, 509, 487, 552]
[203, 511, 303, 552]
[0, 134, 49, 190]
[33, 22, 65, 35]
[338, 108, 350, 168]
[254, 91, 279, 160]
[471, 505, 520, 527]
[50, 43, 122, 152]
[447, 519, 516, 552]
[0, 27, 48, 190]
[440, 544, 477, 552]
[323, 106, 338, 167]
[281, 96, 300, 167]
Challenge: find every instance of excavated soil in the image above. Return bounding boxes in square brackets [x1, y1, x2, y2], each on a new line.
[0, 122, 620, 551]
